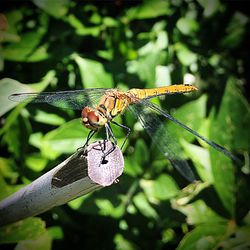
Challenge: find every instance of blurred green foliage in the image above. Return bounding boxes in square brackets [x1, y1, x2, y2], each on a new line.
[0, 0, 250, 249]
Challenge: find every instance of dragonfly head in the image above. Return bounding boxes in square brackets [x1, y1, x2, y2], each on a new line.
[81, 107, 107, 131]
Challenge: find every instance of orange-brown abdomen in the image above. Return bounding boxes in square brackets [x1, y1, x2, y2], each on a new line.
[128, 84, 198, 101]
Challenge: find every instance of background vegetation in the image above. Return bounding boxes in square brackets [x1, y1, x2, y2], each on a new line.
[0, 0, 250, 249]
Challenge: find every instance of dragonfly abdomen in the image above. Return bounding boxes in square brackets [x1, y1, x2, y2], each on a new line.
[128, 84, 198, 100]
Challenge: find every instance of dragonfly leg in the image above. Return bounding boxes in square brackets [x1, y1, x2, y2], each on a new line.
[110, 120, 131, 149]
[90, 140, 116, 166]
[100, 141, 116, 165]
[86, 130, 96, 145]
[77, 130, 96, 151]
[105, 123, 117, 145]
[92, 124, 117, 165]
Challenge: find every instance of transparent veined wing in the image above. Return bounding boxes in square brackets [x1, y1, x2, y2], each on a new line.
[129, 97, 241, 181]
[8, 88, 109, 110]
[144, 100, 240, 164]
[129, 101, 196, 182]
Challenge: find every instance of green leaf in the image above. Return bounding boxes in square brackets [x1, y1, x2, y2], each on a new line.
[196, 0, 221, 17]
[133, 192, 158, 219]
[0, 175, 14, 200]
[66, 14, 101, 37]
[175, 43, 197, 66]
[133, 139, 149, 165]
[0, 157, 18, 182]
[0, 71, 55, 135]
[3, 114, 32, 159]
[73, 54, 114, 88]
[95, 199, 125, 218]
[220, 12, 249, 49]
[0, 218, 46, 244]
[124, 157, 143, 177]
[47, 226, 64, 240]
[0, 173, 25, 200]
[167, 95, 207, 143]
[38, 119, 89, 159]
[177, 223, 228, 250]
[0, 78, 32, 117]
[126, 0, 172, 20]
[32, 0, 70, 18]
[4, 10, 22, 35]
[124, 139, 148, 177]
[176, 199, 227, 225]
[33, 109, 65, 126]
[114, 233, 138, 250]
[3, 13, 49, 62]
[127, 52, 167, 85]
[220, 226, 250, 249]
[209, 78, 250, 216]
[15, 231, 52, 250]
[152, 174, 179, 200]
[181, 141, 212, 183]
[103, 17, 118, 27]
[176, 17, 199, 35]
[155, 65, 171, 87]
[138, 30, 168, 56]
[25, 153, 48, 172]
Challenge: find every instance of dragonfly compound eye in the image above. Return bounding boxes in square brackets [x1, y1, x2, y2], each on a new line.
[82, 107, 97, 125]
[81, 107, 104, 130]
[88, 111, 99, 123]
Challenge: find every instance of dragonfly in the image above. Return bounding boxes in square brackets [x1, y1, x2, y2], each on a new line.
[9, 84, 239, 181]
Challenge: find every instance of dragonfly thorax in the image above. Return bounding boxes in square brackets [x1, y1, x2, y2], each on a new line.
[81, 107, 108, 131]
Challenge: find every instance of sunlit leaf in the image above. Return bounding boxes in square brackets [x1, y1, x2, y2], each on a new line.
[220, 226, 250, 249]
[152, 174, 179, 200]
[175, 43, 197, 66]
[219, 12, 249, 49]
[138, 30, 168, 56]
[155, 65, 171, 87]
[0, 78, 31, 117]
[181, 141, 212, 183]
[0, 157, 18, 183]
[3, 114, 31, 159]
[114, 234, 138, 250]
[166, 95, 207, 143]
[96, 199, 125, 218]
[209, 78, 250, 216]
[177, 223, 228, 250]
[133, 192, 158, 219]
[124, 139, 148, 177]
[25, 153, 48, 172]
[33, 109, 65, 126]
[127, 51, 167, 85]
[4, 10, 22, 36]
[0, 71, 55, 137]
[0, 218, 46, 244]
[39, 118, 89, 159]
[175, 199, 227, 225]
[73, 54, 114, 88]
[176, 17, 199, 35]
[15, 231, 52, 250]
[47, 226, 64, 240]
[3, 13, 49, 62]
[66, 14, 100, 36]
[197, 0, 221, 17]
[126, 0, 172, 20]
[32, 0, 70, 18]
[0, 175, 12, 200]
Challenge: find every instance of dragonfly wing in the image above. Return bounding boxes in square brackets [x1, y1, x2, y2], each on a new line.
[8, 88, 109, 110]
[129, 102, 196, 182]
[144, 100, 240, 164]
